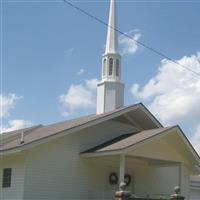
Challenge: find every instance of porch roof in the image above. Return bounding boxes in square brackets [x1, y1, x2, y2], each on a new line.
[83, 127, 171, 153]
[81, 126, 200, 168]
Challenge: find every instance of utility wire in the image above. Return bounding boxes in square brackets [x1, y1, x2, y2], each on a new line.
[64, 0, 200, 78]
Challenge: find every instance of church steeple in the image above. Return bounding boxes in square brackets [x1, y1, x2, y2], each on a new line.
[96, 0, 124, 114]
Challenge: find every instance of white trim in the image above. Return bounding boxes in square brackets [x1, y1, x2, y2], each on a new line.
[126, 155, 180, 166]
[139, 105, 162, 128]
[81, 150, 122, 158]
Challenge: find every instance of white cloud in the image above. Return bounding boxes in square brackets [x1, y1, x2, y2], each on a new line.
[131, 52, 200, 156]
[60, 84, 95, 110]
[77, 69, 85, 76]
[85, 78, 99, 90]
[190, 126, 200, 155]
[1, 120, 33, 133]
[0, 93, 33, 133]
[0, 93, 22, 118]
[59, 79, 99, 116]
[119, 30, 141, 56]
[131, 52, 200, 126]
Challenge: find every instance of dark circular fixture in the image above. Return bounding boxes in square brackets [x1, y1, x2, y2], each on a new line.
[124, 174, 131, 187]
[109, 172, 118, 185]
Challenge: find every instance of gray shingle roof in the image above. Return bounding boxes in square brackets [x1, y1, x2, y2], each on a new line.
[82, 127, 173, 153]
[1, 104, 150, 152]
[0, 114, 97, 152]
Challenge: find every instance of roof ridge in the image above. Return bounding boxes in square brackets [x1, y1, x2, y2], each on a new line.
[42, 114, 95, 128]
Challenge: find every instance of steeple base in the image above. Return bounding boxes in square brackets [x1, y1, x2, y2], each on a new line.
[96, 81, 124, 114]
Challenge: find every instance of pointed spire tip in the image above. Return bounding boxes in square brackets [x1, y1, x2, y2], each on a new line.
[105, 0, 118, 54]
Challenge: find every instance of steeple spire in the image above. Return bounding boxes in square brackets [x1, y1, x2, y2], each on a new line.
[105, 0, 118, 54]
[96, 0, 124, 114]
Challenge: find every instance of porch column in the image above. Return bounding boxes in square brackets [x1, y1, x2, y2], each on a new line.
[178, 163, 182, 193]
[116, 154, 131, 200]
[119, 154, 125, 185]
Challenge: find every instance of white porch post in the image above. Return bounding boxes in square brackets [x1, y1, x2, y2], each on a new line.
[178, 163, 182, 192]
[119, 154, 125, 184]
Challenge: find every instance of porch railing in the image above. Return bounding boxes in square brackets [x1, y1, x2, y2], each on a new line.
[115, 182, 185, 200]
[115, 192, 184, 200]
[115, 186, 185, 200]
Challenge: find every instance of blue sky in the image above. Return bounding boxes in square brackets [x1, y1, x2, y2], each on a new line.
[1, 0, 200, 153]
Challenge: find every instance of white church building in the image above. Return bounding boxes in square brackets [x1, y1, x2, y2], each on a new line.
[1, 0, 200, 199]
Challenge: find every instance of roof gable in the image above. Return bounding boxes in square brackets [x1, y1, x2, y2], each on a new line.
[0, 103, 162, 154]
[82, 126, 200, 170]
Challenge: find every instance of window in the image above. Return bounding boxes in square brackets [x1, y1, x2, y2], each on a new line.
[109, 58, 113, 75]
[2, 168, 12, 188]
[116, 59, 120, 76]
[103, 59, 106, 76]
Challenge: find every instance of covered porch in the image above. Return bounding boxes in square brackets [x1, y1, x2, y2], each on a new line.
[82, 152, 181, 199]
[81, 126, 200, 200]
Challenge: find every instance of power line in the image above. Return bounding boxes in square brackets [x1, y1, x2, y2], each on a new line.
[64, 0, 200, 79]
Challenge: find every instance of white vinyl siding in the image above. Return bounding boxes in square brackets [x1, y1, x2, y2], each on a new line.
[23, 120, 135, 200]
[0, 154, 26, 199]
